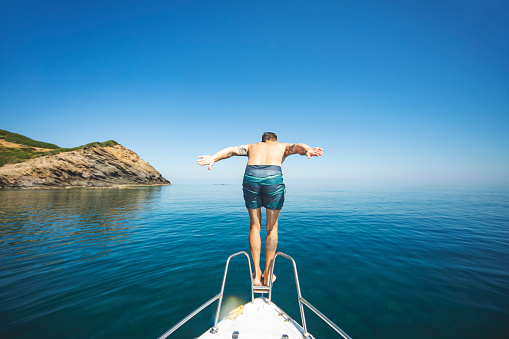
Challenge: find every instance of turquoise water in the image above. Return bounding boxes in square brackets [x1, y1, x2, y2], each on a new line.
[1, 184, 508, 338]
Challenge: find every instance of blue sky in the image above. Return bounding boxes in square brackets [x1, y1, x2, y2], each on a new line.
[1, 0, 508, 185]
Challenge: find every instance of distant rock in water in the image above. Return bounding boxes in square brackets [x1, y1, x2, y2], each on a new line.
[0, 144, 170, 188]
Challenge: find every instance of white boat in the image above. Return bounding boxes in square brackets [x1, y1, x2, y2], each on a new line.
[158, 251, 351, 339]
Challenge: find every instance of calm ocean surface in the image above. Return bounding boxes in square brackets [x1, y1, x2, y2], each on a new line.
[1, 183, 508, 338]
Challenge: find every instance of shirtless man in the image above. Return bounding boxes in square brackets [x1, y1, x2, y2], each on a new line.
[197, 132, 323, 286]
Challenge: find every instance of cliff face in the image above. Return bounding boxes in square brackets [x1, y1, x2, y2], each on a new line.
[0, 144, 170, 188]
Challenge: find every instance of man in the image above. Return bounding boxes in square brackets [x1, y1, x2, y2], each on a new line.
[197, 132, 323, 286]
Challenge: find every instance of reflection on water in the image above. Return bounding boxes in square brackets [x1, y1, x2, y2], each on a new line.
[0, 188, 162, 273]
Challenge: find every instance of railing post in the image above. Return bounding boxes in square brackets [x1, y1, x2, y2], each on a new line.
[211, 251, 253, 333]
[268, 252, 309, 337]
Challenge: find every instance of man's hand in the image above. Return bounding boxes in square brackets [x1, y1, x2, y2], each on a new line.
[305, 147, 323, 159]
[197, 155, 215, 170]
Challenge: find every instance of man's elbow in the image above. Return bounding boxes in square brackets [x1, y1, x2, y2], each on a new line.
[296, 144, 308, 155]
[225, 146, 239, 157]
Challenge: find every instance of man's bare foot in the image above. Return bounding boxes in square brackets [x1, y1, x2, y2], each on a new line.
[253, 272, 262, 286]
[261, 273, 277, 286]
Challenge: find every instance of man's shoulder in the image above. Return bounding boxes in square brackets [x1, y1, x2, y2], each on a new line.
[280, 142, 294, 148]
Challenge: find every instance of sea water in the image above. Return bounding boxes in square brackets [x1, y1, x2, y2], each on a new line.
[0, 184, 508, 338]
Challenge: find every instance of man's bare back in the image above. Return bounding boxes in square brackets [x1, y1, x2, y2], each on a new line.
[245, 141, 286, 166]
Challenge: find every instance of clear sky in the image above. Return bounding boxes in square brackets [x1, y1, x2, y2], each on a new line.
[1, 1, 508, 185]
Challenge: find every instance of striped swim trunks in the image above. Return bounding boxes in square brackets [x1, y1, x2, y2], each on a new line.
[242, 165, 285, 210]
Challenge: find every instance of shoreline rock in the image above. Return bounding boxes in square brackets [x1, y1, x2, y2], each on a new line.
[0, 144, 170, 189]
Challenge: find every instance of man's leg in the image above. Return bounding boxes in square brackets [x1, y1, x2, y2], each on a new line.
[263, 208, 281, 286]
[248, 208, 263, 286]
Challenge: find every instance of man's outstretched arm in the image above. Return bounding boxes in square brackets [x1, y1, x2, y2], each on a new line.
[197, 145, 249, 170]
[283, 143, 323, 161]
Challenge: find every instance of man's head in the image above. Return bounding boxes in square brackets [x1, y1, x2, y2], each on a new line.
[262, 132, 278, 142]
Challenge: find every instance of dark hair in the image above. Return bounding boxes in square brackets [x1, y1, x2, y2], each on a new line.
[262, 132, 278, 142]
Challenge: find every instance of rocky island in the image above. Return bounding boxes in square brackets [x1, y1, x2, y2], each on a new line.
[0, 129, 170, 188]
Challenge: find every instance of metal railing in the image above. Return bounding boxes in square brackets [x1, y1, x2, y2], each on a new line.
[268, 252, 352, 339]
[157, 251, 253, 339]
[211, 251, 254, 333]
[157, 251, 351, 339]
[157, 294, 221, 339]
[300, 297, 352, 339]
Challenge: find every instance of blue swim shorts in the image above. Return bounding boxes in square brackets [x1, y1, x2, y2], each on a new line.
[242, 165, 285, 210]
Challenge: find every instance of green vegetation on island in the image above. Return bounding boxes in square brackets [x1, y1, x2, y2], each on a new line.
[47, 140, 119, 154]
[0, 129, 118, 167]
[0, 129, 60, 149]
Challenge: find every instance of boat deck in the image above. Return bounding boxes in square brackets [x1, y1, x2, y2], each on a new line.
[197, 297, 311, 339]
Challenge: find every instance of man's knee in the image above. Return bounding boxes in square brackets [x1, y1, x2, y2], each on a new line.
[250, 222, 261, 231]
